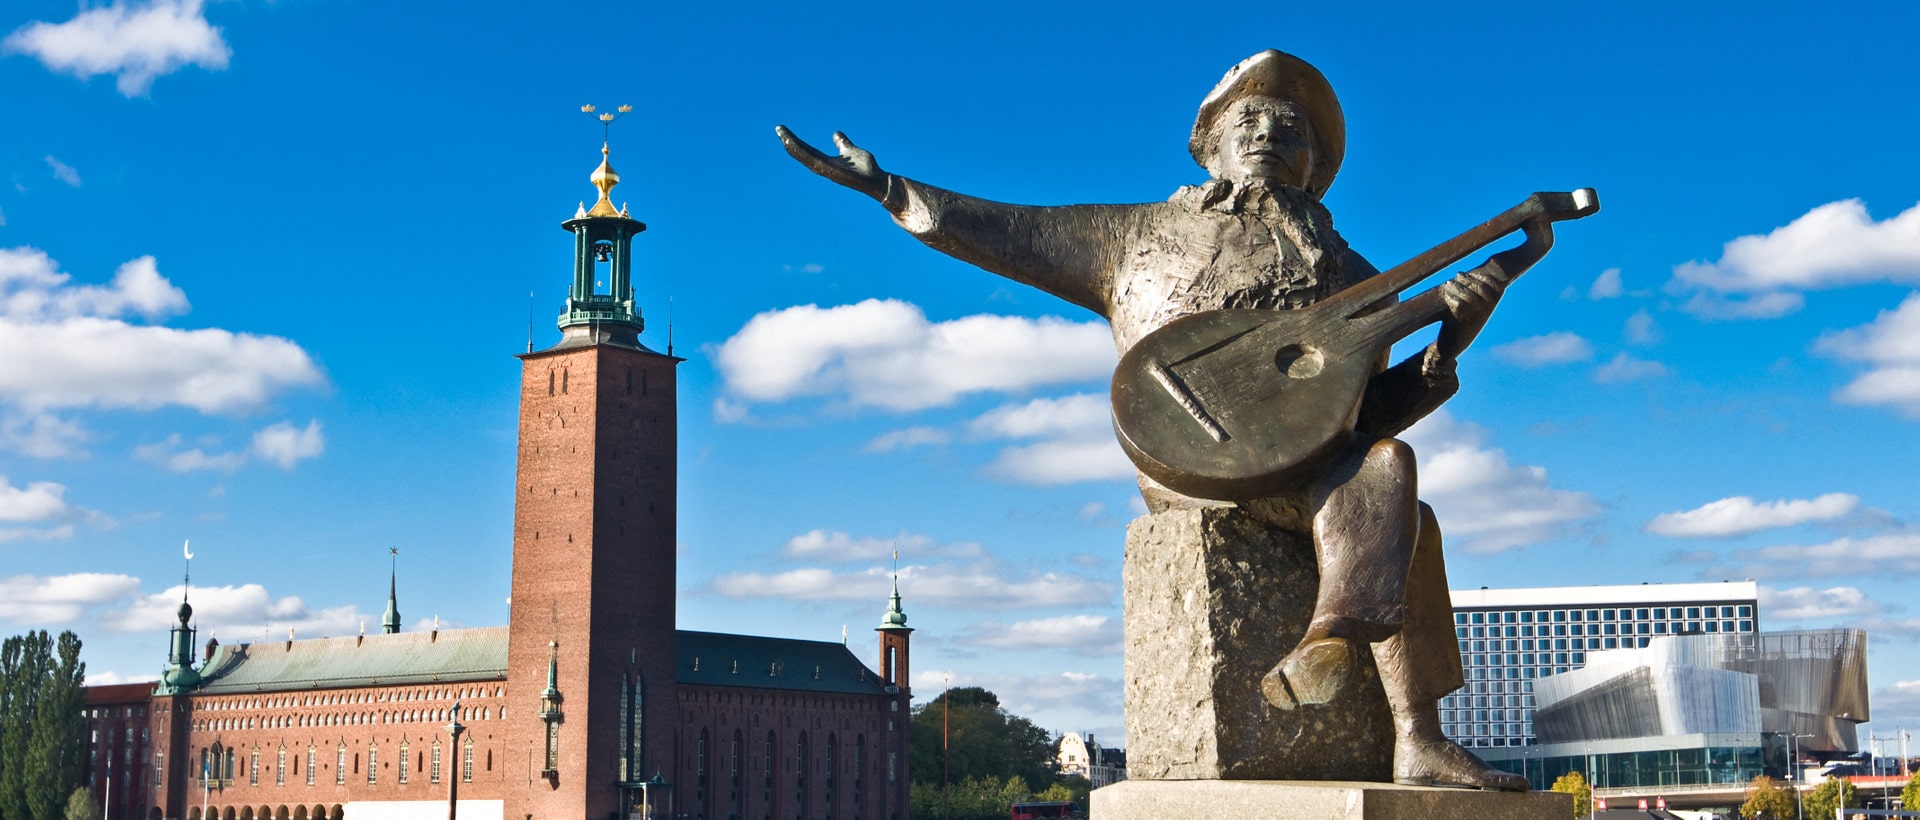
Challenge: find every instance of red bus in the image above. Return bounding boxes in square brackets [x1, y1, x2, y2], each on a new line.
[1010, 801, 1080, 820]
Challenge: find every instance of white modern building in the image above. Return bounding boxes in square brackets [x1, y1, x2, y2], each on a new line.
[1441, 581, 1760, 749]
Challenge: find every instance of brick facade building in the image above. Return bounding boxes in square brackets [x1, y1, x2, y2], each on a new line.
[80, 143, 914, 820]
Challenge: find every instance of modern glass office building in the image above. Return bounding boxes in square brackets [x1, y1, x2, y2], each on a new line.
[1470, 628, 1869, 790]
[1441, 581, 1761, 749]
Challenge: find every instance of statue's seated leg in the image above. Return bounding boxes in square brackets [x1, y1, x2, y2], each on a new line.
[1259, 436, 1417, 710]
[1377, 502, 1529, 791]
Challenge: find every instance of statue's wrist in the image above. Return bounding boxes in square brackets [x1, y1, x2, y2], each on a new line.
[880, 174, 905, 212]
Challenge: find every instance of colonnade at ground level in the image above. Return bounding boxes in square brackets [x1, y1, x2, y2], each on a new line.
[181, 804, 346, 820]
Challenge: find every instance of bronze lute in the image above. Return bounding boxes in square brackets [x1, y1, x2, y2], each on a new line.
[1110, 189, 1599, 501]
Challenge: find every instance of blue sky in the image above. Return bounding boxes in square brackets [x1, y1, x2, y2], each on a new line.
[4, 0, 1920, 747]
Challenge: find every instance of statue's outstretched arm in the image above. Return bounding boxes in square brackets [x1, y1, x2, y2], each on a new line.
[778, 126, 1120, 317]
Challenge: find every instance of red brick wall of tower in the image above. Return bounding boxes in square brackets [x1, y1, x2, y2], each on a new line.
[505, 342, 680, 820]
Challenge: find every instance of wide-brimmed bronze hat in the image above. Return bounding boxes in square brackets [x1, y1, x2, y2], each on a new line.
[1189, 49, 1345, 197]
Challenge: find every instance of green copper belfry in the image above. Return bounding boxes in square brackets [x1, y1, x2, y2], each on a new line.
[557, 143, 647, 343]
[156, 594, 200, 694]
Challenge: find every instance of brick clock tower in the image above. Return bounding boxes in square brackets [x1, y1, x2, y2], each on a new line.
[506, 138, 681, 820]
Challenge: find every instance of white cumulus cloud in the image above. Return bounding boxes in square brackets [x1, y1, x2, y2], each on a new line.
[4, 0, 231, 96]
[1669, 199, 1920, 319]
[864, 426, 950, 452]
[781, 529, 981, 561]
[1595, 352, 1668, 383]
[1815, 291, 1920, 418]
[968, 393, 1133, 485]
[1401, 411, 1599, 553]
[0, 412, 88, 459]
[0, 476, 98, 542]
[1589, 268, 1623, 300]
[1490, 332, 1593, 366]
[1758, 585, 1883, 620]
[1624, 309, 1661, 345]
[100, 583, 367, 640]
[0, 573, 142, 624]
[250, 419, 324, 468]
[711, 299, 1113, 412]
[0, 247, 322, 413]
[711, 561, 1113, 611]
[1646, 493, 1860, 538]
[1719, 532, 1920, 580]
[959, 615, 1121, 656]
[133, 420, 325, 473]
[44, 156, 81, 187]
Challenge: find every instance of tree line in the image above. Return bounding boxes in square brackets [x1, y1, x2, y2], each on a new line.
[908, 687, 1092, 820]
[0, 630, 88, 820]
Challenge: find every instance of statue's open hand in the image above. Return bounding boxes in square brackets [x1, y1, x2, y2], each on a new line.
[776, 126, 888, 202]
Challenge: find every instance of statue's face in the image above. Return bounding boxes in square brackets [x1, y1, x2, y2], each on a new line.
[1214, 96, 1315, 189]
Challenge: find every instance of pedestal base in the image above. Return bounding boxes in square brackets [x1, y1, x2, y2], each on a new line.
[1090, 779, 1571, 820]
[1123, 507, 1392, 780]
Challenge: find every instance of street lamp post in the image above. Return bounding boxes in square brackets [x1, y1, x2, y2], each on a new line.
[1788, 733, 1814, 820]
[446, 701, 465, 820]
[942, 672, 952, 820]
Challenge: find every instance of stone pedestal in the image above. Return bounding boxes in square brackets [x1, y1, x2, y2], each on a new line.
[1091, 779, 1571, 820]
[1123, 507, 1393, 781]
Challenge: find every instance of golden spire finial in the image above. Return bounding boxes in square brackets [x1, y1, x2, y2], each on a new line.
[587, 142, 621, 217]
[580, 104, 634, 219]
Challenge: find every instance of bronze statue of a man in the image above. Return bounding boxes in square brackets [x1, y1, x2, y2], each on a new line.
[780, 49, 1547, 791]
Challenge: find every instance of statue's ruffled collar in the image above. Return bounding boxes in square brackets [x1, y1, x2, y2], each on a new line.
[1177, 177, 1321, 215]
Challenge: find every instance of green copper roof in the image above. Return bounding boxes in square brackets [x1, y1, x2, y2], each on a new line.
[674, 631, 891, 696]
[179, 627, 889, 698]
[194, 627, 510, 694]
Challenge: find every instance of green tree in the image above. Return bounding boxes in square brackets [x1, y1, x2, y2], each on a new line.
[1035, 775, 1090, 815]
[28, 633, 86, 820]
[0, 631, 88, 820]
[1551, 770, 1592, 818]
[910, 775, 1035, 820]
[1904, 769, 1920, 815]
[64, 786, 102, 820]
[1741, 774, 1795, 819]
[911, 688, 1056, 792]
[1804, 775, 1859, 819]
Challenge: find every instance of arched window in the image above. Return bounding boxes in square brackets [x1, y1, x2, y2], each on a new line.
[277, 747, 286, 786]
[697, 729, 709, 819]
[224, 747, 235, 782]
[335, 745, 346, 785]
[367, 745, 378, 785]
[824, 734, 836, 820]
[462, 737, 474, 783]
[730, 729, 742, 816]
[796, 732, 809, 820]
[307, 747, 316, 787]
[763, 731, 776, 820]
[853, 735, 865, 809]
[398, 740, 410, 784]
[430, 740, 442, 784]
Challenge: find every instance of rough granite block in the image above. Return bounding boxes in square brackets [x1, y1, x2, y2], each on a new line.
[1123, 507, 1394, 781]
[1091, 779, 1573, 820]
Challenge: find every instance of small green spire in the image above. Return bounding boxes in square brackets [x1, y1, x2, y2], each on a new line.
[381, 549, 401, 635]
[878, 554, 911, 632]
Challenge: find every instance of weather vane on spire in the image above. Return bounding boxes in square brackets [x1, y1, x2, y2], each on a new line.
[580, 104, 633, 145]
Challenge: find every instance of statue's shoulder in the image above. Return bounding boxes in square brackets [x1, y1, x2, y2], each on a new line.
[1166, 182, 1225, 213]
